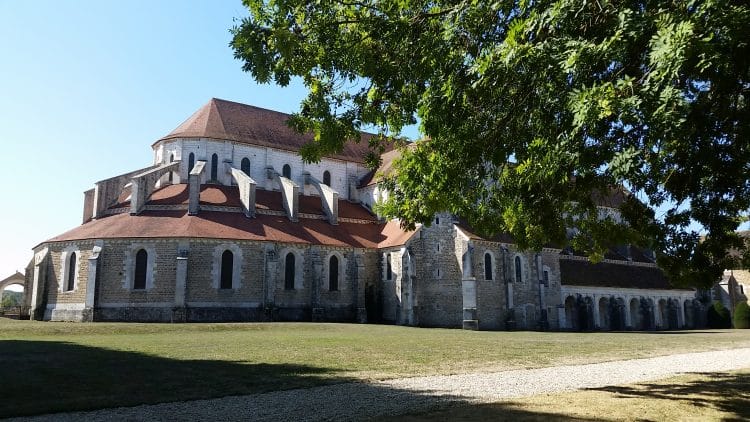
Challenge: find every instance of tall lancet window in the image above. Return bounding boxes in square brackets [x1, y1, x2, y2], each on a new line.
[329, 255, 339, 291]
[211, 153, 219, 181]
[65, 252, 76, 291]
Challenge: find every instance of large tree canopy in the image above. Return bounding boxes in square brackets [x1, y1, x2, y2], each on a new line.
[231, 0, 750, 288]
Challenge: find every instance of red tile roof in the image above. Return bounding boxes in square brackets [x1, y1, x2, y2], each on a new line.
[46, 182, 408, 249]
[156, 98, 391, 164]
[44, 210, 413, 249]
[141, 183, 379, 221]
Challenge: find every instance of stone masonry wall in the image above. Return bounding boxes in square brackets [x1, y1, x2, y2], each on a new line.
[411, 216, 463, 328]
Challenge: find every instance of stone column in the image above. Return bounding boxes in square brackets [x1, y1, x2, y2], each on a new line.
[557, 305, 566, 330]
[592, 295, 601, 330]
[355, 253, 367, 323]
[311, 248, 324, 322]
[264, 245, 277, 320]
[461, 242, 478, 330]
[82, 245, 102, 322]
[677, 299, 686, 329]
[623, 297, 632, 330]
[173, 248, 188, 323]
[30, 248, 49, 321]
[188, 161, 206, 215]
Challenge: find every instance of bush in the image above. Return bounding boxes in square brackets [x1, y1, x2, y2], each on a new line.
[707, 301, 732, 329]
[734, 302, 750, 329]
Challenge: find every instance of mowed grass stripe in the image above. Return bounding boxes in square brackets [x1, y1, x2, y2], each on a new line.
[1, 319, 749, 417]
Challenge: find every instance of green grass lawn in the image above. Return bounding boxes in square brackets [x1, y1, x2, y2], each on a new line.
[1, 318, 749, 417]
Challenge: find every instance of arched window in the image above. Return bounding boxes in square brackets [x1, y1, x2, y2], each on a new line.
[484, 253, 492, 281]
[211, 153, 219, 181]
[241, 157, 251, 177]
[284, 252, 295, 290]
[386, 254, 392, 280]
[65, 252, 76, 291]
[220, 250, 233, 289]
[282, 164, 291, 179]
[188, 152, 195, 173]
[168, 154, 174, 183]
[134, 249, 148, 290]
[323, 170, 331, 187]
[329, 255, 339, 291]
[514, 256, 522, 283]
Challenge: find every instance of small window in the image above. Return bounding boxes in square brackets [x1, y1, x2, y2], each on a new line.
[220, 250, 233, 289]
[435, 217, 440, 225]
[514, 256, 522, 283]
[134, 249, 148, 290]
[329, 255, 339, 291]
[543, 270, 549, 286]
[241, 157, 251, 177]
[484, 253, 492, 280]
[323, 170, 331, 187]
[386, 254, 392, 280]
[284, 252, 295, 290]
[188, 152, 195, 173]
[65, 252, 77, 291]
[211, 153, 219, 181]
[282, 164, 291, 179]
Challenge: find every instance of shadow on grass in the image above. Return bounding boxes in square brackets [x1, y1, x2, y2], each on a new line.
[0, 340, 358, 418]
[590, 371, 750, 419]
[1, 340, 599, 421]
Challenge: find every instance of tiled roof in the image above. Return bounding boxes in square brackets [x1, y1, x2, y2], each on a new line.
[138, 184, 380, 222]
[44, 182, 409, 249]
[156, 98, 390, 164]
[559, 259, 684, 290]
[45, 211, 413, 249]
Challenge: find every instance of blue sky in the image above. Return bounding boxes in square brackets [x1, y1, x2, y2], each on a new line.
[0, 1, 316, 278]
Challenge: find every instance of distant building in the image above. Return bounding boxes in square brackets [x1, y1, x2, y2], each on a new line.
[27, 98, 697, 330]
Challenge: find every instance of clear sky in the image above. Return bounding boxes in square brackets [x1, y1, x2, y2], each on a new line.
[0, 0, 318, 279]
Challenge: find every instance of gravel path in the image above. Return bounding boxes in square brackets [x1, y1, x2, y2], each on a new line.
[16, 348, 750, 422]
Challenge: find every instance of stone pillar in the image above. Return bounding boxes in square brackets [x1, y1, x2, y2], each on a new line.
[653, 297, 662, 329]
[311, 248, 324, 322]
[557, 305, 566, 330]
[130, 161, 180, 215]
[230, 167, 256, 218]
[188, 161, 206, 215]
[303, 172, 338, 225]
[82, 245, 102, 322]
[677, 299, 686, 329]
[592, 295, 601, 330]
[462, 278, 478, 330]
[461, 242, 478, 330]
[82, 188, 95, 223]
[623, 297, 632, 330]
[172, 254, 188, 323]
[348, 176, 359, 203]
[30, 248, 49, 321]
[264, 245, 277, 320]
[355, 253, 367, 323]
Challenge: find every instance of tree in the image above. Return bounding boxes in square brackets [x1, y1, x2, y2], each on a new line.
[734, 301, 750, 329]
[706, 300, 732, 329]
[1, 291, 21, 308]
[231, 0, 750, 288]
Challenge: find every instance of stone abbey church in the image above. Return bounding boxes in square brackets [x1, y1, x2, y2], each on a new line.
[27, 98, 699, 331]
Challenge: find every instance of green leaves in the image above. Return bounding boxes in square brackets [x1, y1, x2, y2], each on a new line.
[232, 0, 750, 288]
